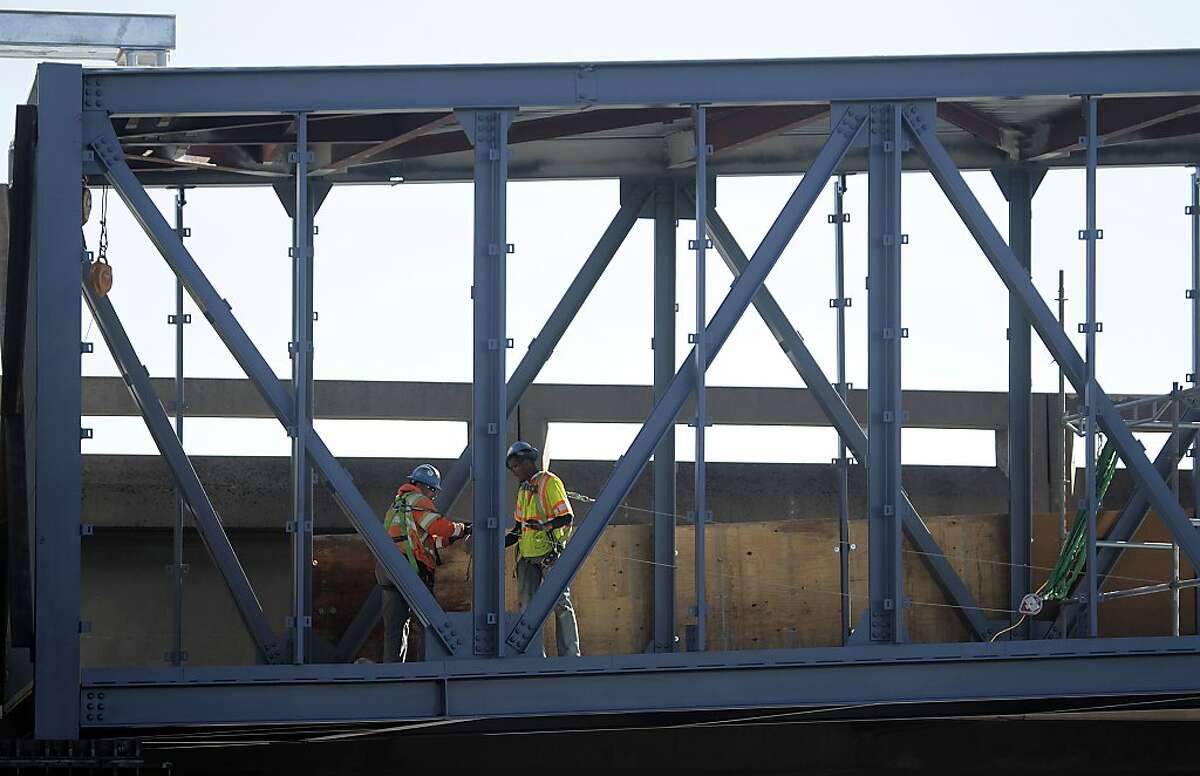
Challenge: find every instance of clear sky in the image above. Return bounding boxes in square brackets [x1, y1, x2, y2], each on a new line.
[2, 0, 1198, 471]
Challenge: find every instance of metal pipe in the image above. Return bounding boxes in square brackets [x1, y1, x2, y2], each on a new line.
[171, 185, 187, 666]
[1100, 578, 1200, 603]
[833, 173, 851, 644]
[1095, 541, 1178, 550]
[1083, 95, 1100, 638]
[692, 104, 708, 652]
[1057, 269, 1068, 550]
[289, 112, 312, 664]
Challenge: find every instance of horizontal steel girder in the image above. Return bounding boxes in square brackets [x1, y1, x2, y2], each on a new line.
[84, 112, 463, 655]
[80, 636, 1200, 727]
[82, 50, 1200, 115]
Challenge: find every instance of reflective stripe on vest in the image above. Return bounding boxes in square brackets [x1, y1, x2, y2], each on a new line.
[384, 490, 431, 572]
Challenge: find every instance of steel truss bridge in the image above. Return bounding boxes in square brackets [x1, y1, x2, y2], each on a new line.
[7, 50, 1200, 739]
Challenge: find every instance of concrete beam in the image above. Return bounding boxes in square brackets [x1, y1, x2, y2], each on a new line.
[76, 377, 1015, 430]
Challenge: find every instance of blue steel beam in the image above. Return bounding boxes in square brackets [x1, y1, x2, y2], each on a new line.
[32, 62, 83, 740]
[1082, 96, 1101, 636]
[505, 105, 869, 653]
[80, 259, 285, 665]
[831, 175, 852, 643]
[289, 112, 314, 663]
[170, 186, 187, 666]
[991, 165, 1046, 638]
[691, 105, 709, 651]
[84, 114, 463, 655]
[705, 212, 991, 641]
[459, 109, 513, 657]
[866, 104, 906, 643]
[81, 636, 1200, 727]
[905, 102, 1200, 575]
[652, 178, 677, 653]
[83, 49, 1200, 115]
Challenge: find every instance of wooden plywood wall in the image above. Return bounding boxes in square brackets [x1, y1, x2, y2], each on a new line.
[315, 512, 1013, 659]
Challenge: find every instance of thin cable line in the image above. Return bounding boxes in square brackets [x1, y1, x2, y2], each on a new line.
[568, 490, 1180, 590]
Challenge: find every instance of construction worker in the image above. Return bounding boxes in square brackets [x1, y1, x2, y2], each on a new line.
[505, 441, 581, 657]
[375, 463, 470, 662]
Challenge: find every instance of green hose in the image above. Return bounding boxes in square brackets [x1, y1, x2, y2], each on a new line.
[1043, 440, 1119, 602]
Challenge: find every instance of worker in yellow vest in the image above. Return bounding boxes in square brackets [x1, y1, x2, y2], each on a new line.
[375, 463, 470, 662]
[504, 441, 581, 657]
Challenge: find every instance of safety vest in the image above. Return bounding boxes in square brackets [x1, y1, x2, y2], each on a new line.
[514, 471, 573, 559]
[384, 486, 444, 572]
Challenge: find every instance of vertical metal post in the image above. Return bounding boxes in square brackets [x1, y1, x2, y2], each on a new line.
[1082, 96, 1100, 638]
[831, 174, 852, 643]
[867, 104, 905, 643]
[465, 109, 512, 657]
[170, 186, 187, 666]
[32, 62, 82, 739]
[652, 178, 677, 653]
[1190, 166, 1200, 634]
[992, 165, 1044, 638]
[1057, 270, 1068, 550]
[1171, 383, 1181, 637]
[691, 106, 709, 651]
[289, 113, 313, 663]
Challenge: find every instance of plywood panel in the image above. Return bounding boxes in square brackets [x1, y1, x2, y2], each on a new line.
[315, 512, 1015, 658]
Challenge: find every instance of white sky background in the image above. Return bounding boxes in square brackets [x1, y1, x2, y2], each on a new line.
[2, 0, 1199, 468]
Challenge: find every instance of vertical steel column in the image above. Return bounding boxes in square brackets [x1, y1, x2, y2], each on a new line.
[464, 110, 512, 657]
[33, 63, 82, 739]
[170, 186, 188, 666]
[831, 174, 852, 643]
[289, 113, 314, 663]
[652, 178, 677, 653]
[1082, 96, 1101, 637]
[992, 165, 1045, 638]
[1057, 270, 1068, 550]
[1190, 167, 1200, 634]
[866, 104, 905, 643]
[1171, 384, 1181, 637]
[691, 106, 709, 651]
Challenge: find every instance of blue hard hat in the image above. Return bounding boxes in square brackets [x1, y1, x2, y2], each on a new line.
[408, 463, 442, 491]
[506, 441, 540, 463]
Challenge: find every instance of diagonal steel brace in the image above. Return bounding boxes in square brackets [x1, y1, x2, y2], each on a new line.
[81, 259, 286, 664]
[906, 102, 1200, 576]
[706, 209, 993, 641]
[504, 105, 870, 653]
[84, 112, 463, 655]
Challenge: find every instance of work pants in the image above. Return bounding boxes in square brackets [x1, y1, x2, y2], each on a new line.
[375, 562, 435, 663]
[516, 555, 581, 657]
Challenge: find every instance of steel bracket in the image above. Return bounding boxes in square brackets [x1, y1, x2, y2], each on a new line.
[167, 313, 192, 325]
[827, 213, 851, 224]
[829, 297, 852, 308]
[80, 341, 93, 354]
[1078, 322, 1104, 333]
[1078, 228, 1104, 240]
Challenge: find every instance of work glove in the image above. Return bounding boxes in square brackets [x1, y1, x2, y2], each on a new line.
[504, 530, 519, 548]
[460, 522, 473, 538]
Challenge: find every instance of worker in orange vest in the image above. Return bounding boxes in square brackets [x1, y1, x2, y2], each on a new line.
[375, 464, 470, 662]
[504, 441, 581, 657]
